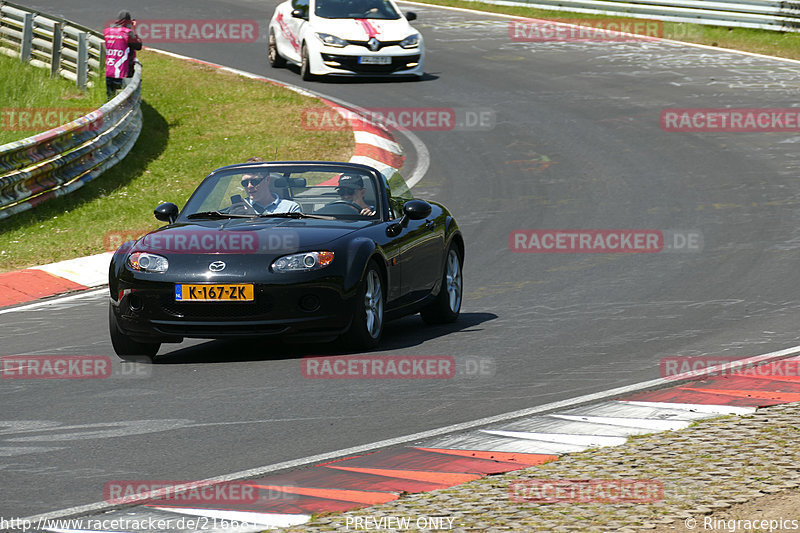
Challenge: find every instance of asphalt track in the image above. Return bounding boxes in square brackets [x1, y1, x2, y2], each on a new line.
[4, 0, 800, 520]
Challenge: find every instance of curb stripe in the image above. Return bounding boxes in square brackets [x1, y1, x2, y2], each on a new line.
[481, 430, 628, 447]
[680, 388, 800, 402]
[353, 144, 406, 169]
[0, 269, 86, 307]
[353, 131, 403, 154]
[690, 375, 800, 391]
[326, 466, 482, 485]
[413, 448, 558, 465]
[248, 485, 397, 505]
[618, 400, 757, 414]
[548, 414, 690, 431]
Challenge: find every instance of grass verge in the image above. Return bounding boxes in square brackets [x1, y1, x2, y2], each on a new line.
[411, 0, 800, 60]
[0, 53, 106, 146]
[0, 49, 353, 272]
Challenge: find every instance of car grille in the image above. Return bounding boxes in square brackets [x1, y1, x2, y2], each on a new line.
[321, 53, 420, 73]
[345, 40, 401, 51]
[159, 295, 272, 320]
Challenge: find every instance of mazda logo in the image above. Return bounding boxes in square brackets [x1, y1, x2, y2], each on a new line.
[208, 261, 226, 272]
[368, 37, 380, 51]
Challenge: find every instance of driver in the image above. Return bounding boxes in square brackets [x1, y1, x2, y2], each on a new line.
[240, 170, 301, 214]
[336, 174, 375, 215]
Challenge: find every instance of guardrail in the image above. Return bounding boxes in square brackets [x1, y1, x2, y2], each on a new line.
[0, 62, 142, 220]
[0, 1, 143, 222]
[0, 0, 104, 88]
[0, 62, 142, 221]
[479, 0, 800, 32]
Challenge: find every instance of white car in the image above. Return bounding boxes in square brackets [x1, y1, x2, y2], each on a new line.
[268, 0, 424, 80]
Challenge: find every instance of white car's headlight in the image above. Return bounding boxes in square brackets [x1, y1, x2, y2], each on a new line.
[316, 33, 348, 47]
[399, 34, 420, 49]
[128, 252, 169, 273]
[272, 251, 334, 273]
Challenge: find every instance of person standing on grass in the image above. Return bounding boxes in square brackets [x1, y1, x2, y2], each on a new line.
[104, 10, 142, 98]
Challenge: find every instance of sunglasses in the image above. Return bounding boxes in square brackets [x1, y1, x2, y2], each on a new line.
[241, 177, 265, 187]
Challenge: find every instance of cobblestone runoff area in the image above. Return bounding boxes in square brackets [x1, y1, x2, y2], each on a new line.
[276, 402, 800, 532]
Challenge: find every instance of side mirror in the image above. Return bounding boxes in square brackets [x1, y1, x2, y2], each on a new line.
[386, 200, 431, 236]
[403, 199, 431, 220]
[405, 11, 417, 21]
[291, 9, 308, 19]
[154, 202, 179, 223]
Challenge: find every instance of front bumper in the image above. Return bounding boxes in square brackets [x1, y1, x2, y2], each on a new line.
[111, 279, 356, 341]
[319, 52, 422, 75]
[309, 40, 423, 76]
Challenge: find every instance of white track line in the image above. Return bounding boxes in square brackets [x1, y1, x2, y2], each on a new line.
[0, 288, 107, 316]
[20, 343, 800, 524]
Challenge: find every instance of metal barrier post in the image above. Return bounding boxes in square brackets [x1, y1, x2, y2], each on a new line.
[77, 32, 88, 89]
[20, 11, 32, 61]
[50, 21, 62, 78]
[100, 41, 106, 80]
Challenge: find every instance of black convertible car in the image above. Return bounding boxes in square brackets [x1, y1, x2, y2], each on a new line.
[109, 161, 464, 360]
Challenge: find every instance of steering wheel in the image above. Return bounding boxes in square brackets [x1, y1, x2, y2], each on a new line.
[327, 200, 362, 213]
[229, 199, 259, 215]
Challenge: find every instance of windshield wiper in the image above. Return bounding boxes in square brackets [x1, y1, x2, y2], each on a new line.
[186, 211, 255, 219]
[259, 212, 334, 220]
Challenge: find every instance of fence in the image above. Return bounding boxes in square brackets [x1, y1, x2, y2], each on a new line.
[0, 0, 104, 88]
[0, 3, 142, 221]
[475, 0, 800, 32]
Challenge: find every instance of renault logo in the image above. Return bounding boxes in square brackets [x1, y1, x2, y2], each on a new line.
[209, 261, 226, 272]
[368, 37, 380, 51]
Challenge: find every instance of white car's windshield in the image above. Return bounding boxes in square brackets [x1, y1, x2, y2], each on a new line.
[315, 0, 401, 19]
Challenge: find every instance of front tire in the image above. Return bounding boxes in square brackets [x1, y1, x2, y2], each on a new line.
[109, 303, 160, 362]
[300, 43, 315, 81]
[421, 245, 463, 324]
[342, 261, 384, 350]
[268, 30, 287, 68]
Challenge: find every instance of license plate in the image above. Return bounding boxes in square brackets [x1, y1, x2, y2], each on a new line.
[175, 284, 254, 302]
[358, 56, 391, 65]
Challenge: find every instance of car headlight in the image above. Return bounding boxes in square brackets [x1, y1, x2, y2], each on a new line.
[272, 251, 334, 273]
[316, 33, 347, 47]
[399, 34, 420, 49]
[128, 252, 169, 273]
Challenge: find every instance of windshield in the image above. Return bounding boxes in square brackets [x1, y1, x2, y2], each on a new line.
[180, 165, 382, 221]
[315, 0, 401, 19]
